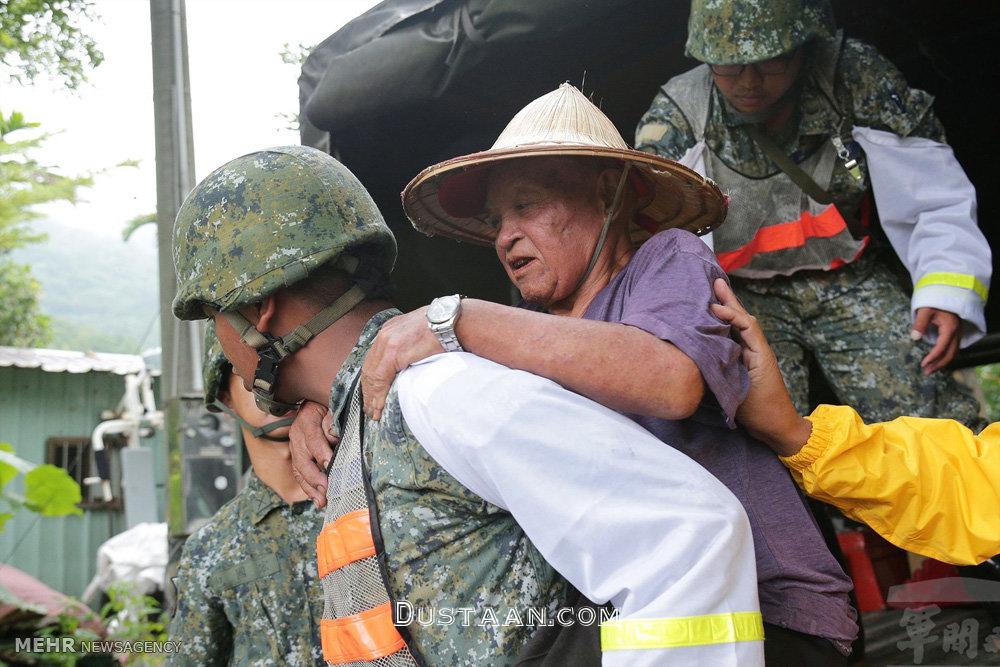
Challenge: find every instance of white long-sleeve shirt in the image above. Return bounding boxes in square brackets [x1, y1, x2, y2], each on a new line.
[397, 352, 764, 666]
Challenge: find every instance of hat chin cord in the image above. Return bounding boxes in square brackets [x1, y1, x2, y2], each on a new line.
[571, 164, 632, 295]
[221, 284, 368, 417]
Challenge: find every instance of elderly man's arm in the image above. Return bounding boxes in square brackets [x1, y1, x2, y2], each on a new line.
[363, 301, 703, 422]
[396, 352, 764, 667]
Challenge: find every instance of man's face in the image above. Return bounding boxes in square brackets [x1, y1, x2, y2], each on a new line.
[710, 48, 804, 114]
[487, 158, 606, 307]
[218, 371, 295, 440]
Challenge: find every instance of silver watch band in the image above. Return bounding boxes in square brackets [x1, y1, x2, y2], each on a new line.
[428, 294, 465, 352]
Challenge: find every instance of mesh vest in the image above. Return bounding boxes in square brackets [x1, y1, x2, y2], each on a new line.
[316, 387, 423, 666]
[664, 34, 868, 278]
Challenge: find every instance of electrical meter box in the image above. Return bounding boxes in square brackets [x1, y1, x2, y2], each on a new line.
[167, 395, 243, 539]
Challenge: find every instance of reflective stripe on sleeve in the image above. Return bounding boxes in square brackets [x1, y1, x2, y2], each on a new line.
[320, 602, 407, 664]
[601, 611, 764, 651]
[914, 272, 989, 301]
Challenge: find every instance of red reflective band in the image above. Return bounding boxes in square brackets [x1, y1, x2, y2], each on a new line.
[316, 509, 376, 578]
[717, 205, 849, 272]
[828, 235, 870, 270]
[321, 603, 407, 664]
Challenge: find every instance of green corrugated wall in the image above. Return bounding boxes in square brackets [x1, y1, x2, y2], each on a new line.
[0, 365, 165, 599]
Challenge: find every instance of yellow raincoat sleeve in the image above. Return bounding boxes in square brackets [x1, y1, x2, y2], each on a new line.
[779, 404, 1000, 566]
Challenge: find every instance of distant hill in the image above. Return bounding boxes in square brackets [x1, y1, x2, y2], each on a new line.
[11, 218, 161, 354]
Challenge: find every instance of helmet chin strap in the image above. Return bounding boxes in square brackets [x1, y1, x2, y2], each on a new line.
[212, 400, 294, 442]
[221, 283, 368, 416]
[571, 164, 631, 295]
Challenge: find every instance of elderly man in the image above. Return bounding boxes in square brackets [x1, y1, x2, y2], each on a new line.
[173, 145, 762, 665]
[293, 84, 856, 665]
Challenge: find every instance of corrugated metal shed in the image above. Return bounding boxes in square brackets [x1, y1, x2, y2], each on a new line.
[0, 349, 165, 600]
[0, 346, 160, 376]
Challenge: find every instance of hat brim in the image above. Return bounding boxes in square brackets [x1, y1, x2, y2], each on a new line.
[402, 144, 728, 247]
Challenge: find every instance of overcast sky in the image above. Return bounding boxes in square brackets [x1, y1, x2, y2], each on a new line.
[5, 0, 382, 238]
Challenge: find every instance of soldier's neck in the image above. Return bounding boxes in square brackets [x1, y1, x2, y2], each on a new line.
[281, 299, 395, 406]
[245, 437, 308, 504]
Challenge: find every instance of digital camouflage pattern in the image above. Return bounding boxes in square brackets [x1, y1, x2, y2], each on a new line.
[168, 472, 325, 666]
[172, 145, 396, 321]
[202, 322, 227, 412]
[636, 35, 984, 431]
[327, 310, 571, 664]
[686, 0, 835, 64]
[637, 37, 945, 235]
[732, 252, 988, 431]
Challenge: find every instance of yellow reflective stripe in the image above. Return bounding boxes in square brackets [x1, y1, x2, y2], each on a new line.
[601, 611, 764, 651]
[914, 272, 988, 301]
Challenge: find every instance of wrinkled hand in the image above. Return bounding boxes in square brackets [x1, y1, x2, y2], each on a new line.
[710, 279, 811, 456]
[361, 307, 443, 420]
[912, 307, 961, 375]
[289, 401, 338, 507]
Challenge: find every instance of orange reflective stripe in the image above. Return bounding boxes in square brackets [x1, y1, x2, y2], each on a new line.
[717, 205, 849, 272]
[316, 509, 376, 578]
[321, 603, 406, 664]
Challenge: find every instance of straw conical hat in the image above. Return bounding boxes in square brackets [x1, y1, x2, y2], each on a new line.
[402, 83, 727, 246]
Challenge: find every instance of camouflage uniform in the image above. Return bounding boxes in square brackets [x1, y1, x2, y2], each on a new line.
[168, 472, 325, 666]
[327, 309, 571, 664]
[172, 147, 573, 664]
[635, 28, 985, 428]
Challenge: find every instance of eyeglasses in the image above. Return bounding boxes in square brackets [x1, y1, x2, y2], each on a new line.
[709, 49, 799, 77]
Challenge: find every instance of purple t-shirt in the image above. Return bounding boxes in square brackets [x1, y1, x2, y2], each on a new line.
[583, 229, 858, 651]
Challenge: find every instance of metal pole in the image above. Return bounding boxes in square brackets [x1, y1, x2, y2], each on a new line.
[150, 0, 200, 608]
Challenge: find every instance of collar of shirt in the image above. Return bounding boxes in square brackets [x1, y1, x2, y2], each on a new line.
[241, 471, 287, 526]
[327, 308, 401, 438]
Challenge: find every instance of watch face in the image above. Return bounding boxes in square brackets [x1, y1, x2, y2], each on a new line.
[427, 296, 458, 324]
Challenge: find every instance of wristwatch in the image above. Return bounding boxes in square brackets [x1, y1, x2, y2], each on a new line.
[427, 294, 464, 352]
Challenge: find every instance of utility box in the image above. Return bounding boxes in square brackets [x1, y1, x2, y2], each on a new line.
[167, 395, 242, 540]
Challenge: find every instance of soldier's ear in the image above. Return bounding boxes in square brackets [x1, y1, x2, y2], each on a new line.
[254, 294, 280, 334]
[218, 372, 236, 409]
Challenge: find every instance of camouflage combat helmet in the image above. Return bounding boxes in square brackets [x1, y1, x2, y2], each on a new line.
[686, 0, 835, 64]
[202, 322, 294, 441]
[173, 145, 397, 415]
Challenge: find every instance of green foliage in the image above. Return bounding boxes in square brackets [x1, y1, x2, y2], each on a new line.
[0, 260, 51, 346]
[120, 212, 156, 242]
[101, 581, 168, 651]
[0, 110, 93, 347]
[277, 41, 314, 132]
[33, 613, 100, 666]
[0, 0, 103, 90]
[23, 464, 82, 516]
[0, 442, 82, 535]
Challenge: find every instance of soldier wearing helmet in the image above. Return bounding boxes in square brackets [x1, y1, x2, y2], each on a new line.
[172, 145, 767, 665]
[636, 0, 990, 435]
[168, 324, 324, 665]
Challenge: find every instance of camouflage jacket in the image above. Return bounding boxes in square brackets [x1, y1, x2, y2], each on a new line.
[635, 36, 946, 225]
[326, 309, 570, 666]
[168, 472, 324, 666]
